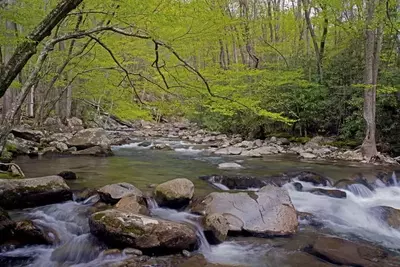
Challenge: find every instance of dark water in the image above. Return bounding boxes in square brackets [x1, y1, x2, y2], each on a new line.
[4, 140, 400, 267]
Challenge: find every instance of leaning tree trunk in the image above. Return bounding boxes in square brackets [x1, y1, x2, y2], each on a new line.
[361, 0, 383, 161]
[0, 0, 83, 98]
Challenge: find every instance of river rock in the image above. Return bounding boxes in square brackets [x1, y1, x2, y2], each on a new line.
[12, 220, 57, 245]
[58, 171, 77, 180]
[154, 178, 194, 209]
[240, 150, 262, 157]
[116, 196, 149, 215]
[309, 188, 347, 199]
[89, 209, 197, 254]
[218, 162, 243, 169]
[300, 152, 317, 159]
[0, 176, 72, 209]
[98, 183, 143, 204]
[203, 213, 229, 244]
[138, 141, 152, 147]
[294, 171, 331, 186]
[72, 145, 113, 156]
[43, 117, 64, 132]
[67, 128, 111, 150]
[253, 146, 279, 155]
[371, 206, 400, 229]
[11, 127, 44, 143]
[66, 117, 84, 132]
[49, 141, 69, 152]
[152, 143, 173, 151]
[306, 235, 389, 267]
[192, 185, 298, 236]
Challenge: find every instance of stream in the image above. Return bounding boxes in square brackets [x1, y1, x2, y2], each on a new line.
[1, 138, 400, 266]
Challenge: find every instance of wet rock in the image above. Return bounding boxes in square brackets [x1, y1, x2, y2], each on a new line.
[67, 128, 111, 150]
[89, 209, 197, 254]
[11, 220, 57, 245]
[41, 133, 73, 144]
[116, 196, 149, 215]
[203, 213, 229, 244]
[72, 145, 113, 156]
[277, 138, 290, 145]
[240, 150, 262, 157]
[42, 146, 59, 156]
[306, 235, 389, 267]
[277, 251, 336, 267]
[138, 141, 152, 147]
[74, 188, 98, 202]
[253, 146, 279, 155]
[309, 188, 347, 199]
[154, 178, 194, 209]
[192, 185, 298, 236]
[58, 171, 77, 180]
[0, 176, 72, 209]
[218, 162, 243, 169]
[294, 171, 331, 186]
[297, 212, 323, 228]
[7, 137, 39, 155]
[49, 141, 68, 152]
[293, 182, 303, 191]
[11, 127, 44, 143]
[371, 206, 400, 229]
[98, 183, 143, 204]
[215, 147, 243, 155]
[123, 248, 143, 256]
[0, 208, 14, 241]
[199, 174, 290, 190]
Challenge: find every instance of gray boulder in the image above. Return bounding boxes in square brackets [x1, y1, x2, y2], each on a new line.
[89, 209, 197, 254]
[98, 183, 143, 204]
[72, 146, 113, 156]
[66, 117, 84, 132]
[115, 196, 149, 215]
[192, 185, 298, 236]
[203, 213, 229, 244]
[154, 178, 194, 209]
[0, 176, 72, 209]
[67, 128, 111, 150]
[11, 127, 44, 143]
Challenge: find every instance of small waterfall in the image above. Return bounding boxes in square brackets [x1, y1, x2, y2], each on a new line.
[347, 184, 374, 198]
[392, 172, 398, 186]
[146, 197, 159, 209]
[149, 206, 211, 252]
[211, 182, 230, 191]
[82, 194, 100, 205]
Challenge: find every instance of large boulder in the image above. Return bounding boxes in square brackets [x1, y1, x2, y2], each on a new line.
[0, 176, 72, 209]
[306, 236, 391, 267]
[66, 128, 111, 150]
[98, 183, 143, 204]
[11, 127, 44, 143]
[154, 178, 194, 209]
[72, 146, 113, 156]
[192, 185, 298, 236]
[89, 209, 197, 254]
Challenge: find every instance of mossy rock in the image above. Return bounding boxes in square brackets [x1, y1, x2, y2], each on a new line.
[289, 136, 312, 144]
[326, 140, 360, 149]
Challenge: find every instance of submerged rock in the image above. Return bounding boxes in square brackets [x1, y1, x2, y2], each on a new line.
[89, 209, 197, 254]
[154, 178, 194, 209]
[306, 235, 390, 267]
[203, 213, 229, 244]
[98, 183, 143, 204]
[58, 171, 77, 180]
[309, 188, 347, 199]
[192, 185, 298, 236]
[218, 162, 243, 169]
[0, 176, 72, 209]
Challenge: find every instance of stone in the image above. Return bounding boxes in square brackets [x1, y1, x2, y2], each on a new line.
[138, 141, 152, 147]
[42, 146, 59, 156]
[11, 127, 44, 143]
[254, 139, 263, 147]
[41, 133, 73, 144]
[203, 213, 229, 244]
[277, 138, 290, 145]
[116, 196, 149, 215]
[309, 188, 347, 199]
[89, 209, 197, 254]
[294, 171, 331, 186]
[300, 152, 317, 159]
[0, 207, 14, 241]
[72, 146, 113, 156]
[226, 147, 243, 155]
[214, 148, 229, 155]
[270, 136, 277, 143]
[98, 183, 143, 204]
[123, 248, 143, 256]
[240, 150, 262, 157]
[67, 128, 111, 150]
[7, 138, 39, 155]
[306, 235, 389, 267]
[11, 220, 57, 245]
[154, 178, 194, 209]
[0, 176, 72, 209]
[253, 146, 279, 155]
[43, 117, 64, 132]
[74, 188, 98, 202]
[182, 250, 191, 258]
[218, 162, 243, 169]
[66, 117, 84, 132]
[192, 185, 298, 236]
[370, 206, 400, 229]
[58, 171, 77, 180]
[152, 143, 173, 151]
[49, 141, 69, 152]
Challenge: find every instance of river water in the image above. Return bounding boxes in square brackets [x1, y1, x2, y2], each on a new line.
[1, 139, 399, 266]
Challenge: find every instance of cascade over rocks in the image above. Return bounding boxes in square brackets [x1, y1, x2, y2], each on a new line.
[370, 206, 400, 229]
[89, 209, 197, 254]
[98, 183, 143, 204]
[0, 176, 72, 209]
[191, 185, 298, 236]
[154, 178, 194, 209]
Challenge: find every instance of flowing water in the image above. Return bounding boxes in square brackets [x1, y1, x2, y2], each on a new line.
[2, 138, 400, 266]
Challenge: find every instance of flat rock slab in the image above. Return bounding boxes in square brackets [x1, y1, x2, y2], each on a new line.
[0, 176, 72, 209]
[192, 185, 298, 236]
[89, 209, 197, 254]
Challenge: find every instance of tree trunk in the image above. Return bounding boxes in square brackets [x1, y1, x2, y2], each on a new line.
[361, 0, 383, 161]
[0, 0, 83, 98]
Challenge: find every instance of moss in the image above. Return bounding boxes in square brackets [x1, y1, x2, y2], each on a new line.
[5, 142, 17, 153]
[288, 136, 311, 144]
[0, 150, 13, 162]
[0, 173, 13, 179]
[326, 140, 360, 149]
